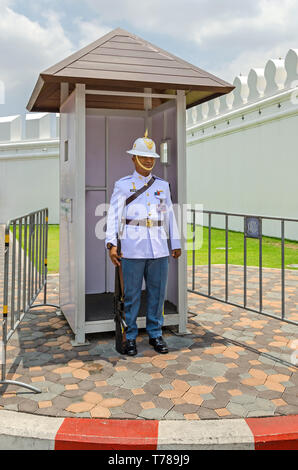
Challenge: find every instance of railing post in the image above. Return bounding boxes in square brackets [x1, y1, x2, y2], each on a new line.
[1, 227, 10, 382]
[244, 218, 247, 308]
[259, 219, 263, 312]
[281, 220, 285, 320]
[208, 212, 211, 296]
[44, 209, 49, 305]
[35, 211, 38, 294]
[192, 209, 196, 291]
[27, 215, 32, 308]
[38, 211, 42, 289]
[11, 221, 16, 331]
[225, 214, 229, 302]
[17, 218, 22, 323]
[22, 217, 28, 313]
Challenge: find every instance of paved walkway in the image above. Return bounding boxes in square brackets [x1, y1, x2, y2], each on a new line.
[0, 225, 298, 421]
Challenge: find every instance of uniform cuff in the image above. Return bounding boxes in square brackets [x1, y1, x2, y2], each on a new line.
[171, 240, 181, 250]
[105, 238, 117, 249]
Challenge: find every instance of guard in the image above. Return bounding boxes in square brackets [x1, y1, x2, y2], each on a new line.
[105, 131, 181, 356]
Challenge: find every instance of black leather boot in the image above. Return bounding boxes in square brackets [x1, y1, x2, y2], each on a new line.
[149, 336, 168, 354]
[124, 339, 137, 356]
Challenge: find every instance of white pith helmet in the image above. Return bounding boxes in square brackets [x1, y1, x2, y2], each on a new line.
[126, 130, 160, 158]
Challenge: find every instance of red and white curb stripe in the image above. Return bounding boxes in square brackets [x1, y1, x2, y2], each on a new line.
[0, 410, 297, 450]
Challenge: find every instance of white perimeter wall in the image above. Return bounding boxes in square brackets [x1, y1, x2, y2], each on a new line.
[186, 48, 298, 241]
[0, 113, 59, 224]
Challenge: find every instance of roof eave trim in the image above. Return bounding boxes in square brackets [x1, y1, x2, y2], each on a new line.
[39, 72, 235, 92]
[186, 87, 235, 109]
[26, 75, 45, 112]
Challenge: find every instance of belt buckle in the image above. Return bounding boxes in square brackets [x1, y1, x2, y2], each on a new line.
[146, 218, 153, 228]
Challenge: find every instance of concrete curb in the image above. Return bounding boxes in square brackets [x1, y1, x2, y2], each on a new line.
[0, 410, 63, 450]
[0, 410, 297, 450]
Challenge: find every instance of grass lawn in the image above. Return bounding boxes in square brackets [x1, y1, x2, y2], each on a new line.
[11, 224, 298, 274]
[46, 224, 59, 273]
[186, 225, 298, 270]
[12, 224, 59, 274]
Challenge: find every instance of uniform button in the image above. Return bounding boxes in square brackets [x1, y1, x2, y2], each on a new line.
[147, 202, 150, 206]
[147, 193, 149, 196]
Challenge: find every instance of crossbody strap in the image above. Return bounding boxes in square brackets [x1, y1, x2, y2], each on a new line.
[125, 176, 156, 206]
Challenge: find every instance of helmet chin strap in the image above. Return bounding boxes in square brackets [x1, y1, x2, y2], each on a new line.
[136, 155, 156, 172]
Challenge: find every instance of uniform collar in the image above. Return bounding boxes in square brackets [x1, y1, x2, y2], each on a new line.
[133, 169, 152, 182]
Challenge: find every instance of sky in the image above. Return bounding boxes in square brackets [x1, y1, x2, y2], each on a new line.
[1, 0, 298, 117]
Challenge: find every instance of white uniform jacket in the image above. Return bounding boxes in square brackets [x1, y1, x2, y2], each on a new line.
[105, 170, 181, 259]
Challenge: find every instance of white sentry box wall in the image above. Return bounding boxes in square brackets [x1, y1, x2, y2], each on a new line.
[59, 84, 187, 344]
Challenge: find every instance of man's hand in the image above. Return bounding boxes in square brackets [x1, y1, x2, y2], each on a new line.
[172, 249, 181, 259]
[109, 246, 122, 266]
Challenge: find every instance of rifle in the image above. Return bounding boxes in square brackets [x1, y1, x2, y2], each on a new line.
[114, 236, 127, 354]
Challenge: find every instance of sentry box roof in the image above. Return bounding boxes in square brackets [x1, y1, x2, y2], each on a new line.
[26, 27, 234, 112]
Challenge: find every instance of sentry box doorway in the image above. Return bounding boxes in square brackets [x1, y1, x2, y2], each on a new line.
[27, 28, 234, 344]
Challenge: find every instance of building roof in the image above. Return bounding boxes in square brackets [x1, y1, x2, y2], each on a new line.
[27, 27, 234, 112]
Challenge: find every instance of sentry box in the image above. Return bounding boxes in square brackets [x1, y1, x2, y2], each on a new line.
[27, 28, 233, 344]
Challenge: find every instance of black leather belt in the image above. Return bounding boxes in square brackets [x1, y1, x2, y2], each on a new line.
[125, 218, 162, 228]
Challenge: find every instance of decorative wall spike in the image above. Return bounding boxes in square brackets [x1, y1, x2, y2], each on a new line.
[208, 97, 220, 118]
[219, 93, 229, 114]
[0, 115, 22, 142]
[285, 49, 298, 88]
[226, 91, 234, 110]
[264, 59, 287, 95]
[233, 75, 249, 107]
[191, 106, 198, 124]
[247, 68, 266, 101]
[201, 102, 209, 120]
[25, 113, 52, 140]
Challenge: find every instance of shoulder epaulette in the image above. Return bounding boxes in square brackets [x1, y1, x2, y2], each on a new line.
[118, 175, 132, 182]
[153, 175, 166, 182]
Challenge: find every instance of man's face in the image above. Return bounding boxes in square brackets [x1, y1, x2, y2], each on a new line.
[133, 155, 155, 172]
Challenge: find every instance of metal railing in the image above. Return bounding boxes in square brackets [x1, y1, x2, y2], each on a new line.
[1, 208, 60, 393]
[188, 209, 298, 326]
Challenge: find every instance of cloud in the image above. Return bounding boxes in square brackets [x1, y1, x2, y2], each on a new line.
[84, 0, 298, 82]
[0, 6, 73, 89]
[84, 0, 260, 41]
[207, 0, 298, 80]
[0, 1, 114, 115]
[0, 2, 76, 114]
[72, 17, 111, 49]
[214, 46, 286, 84]
[1, 0, 298, 115]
